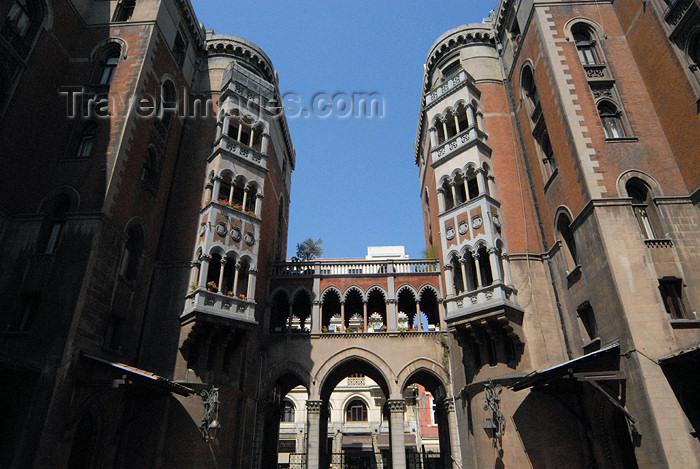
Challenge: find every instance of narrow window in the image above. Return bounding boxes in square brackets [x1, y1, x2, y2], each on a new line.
[557, 213, 578, 270]
[159, 81, 177, 132]
[598, 101, 625, 139]
[626, 178, 662, 240]
[173, 31, 187, 68]
[119, 226, 143, 281]
[98, 50, 120, 85]
[659, 277, 689, 320]
[76, 122, 97, 157]
[573, 26, 598, 65]
[577, 302, 598, 341]
[534, 126, 557, 178]
[281, 400, 295, 423]
[9, 292, 40, 332]
[39, 196, 70, 254]
[442, 60, 461, 80]
[141, 146, 159, 188]
[112, 0, 136, 22]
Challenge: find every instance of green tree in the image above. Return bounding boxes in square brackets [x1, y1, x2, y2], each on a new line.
[296, 238, 323, 260]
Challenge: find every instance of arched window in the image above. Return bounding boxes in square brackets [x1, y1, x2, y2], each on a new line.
[626, 178, 662, 240]
[159, 80, 177, 132]
[3, 0, 41, 55]
[38, 196, 70, 254]
[556, 213, 578, 270]
[521, 66, 540, 117]
[112, 0, 136, 22]
[281, 400, 295, 423]
[120, 225, 143, 281]
[522, 65, 557, 180]
[572, 25, 599, 65]
[598, 101, 625, 139]
[98, 48, 121, 86]
[141, 146, 160, 188]
[76, 122, 97, 158]
[244, 184, 257, 213]
[441, 179, 454, 211]
[346, 399, 368, 422]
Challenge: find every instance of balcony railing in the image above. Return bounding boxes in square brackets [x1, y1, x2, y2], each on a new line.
[269, 259, 440, 277]
[582, 64, 613, 83]
[424, 70, 476, 109]
[430, 127, 488, 165]
[444, 282, 518, 321]
[213, 134, 267, 170]
[182, 288, 256, 324]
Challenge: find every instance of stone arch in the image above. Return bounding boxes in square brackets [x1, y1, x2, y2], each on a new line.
[89, 37, 128, 61]
[37, 186, 80, 213]
[397, 359, 450, 399]
[320, 286, 343, 302]
[313, 347, 397, 398]
[553, 205, 576, 239]
[291, 286, 315, 304]
[418, 283, 441, 302]
[396, 283, 418, 299]
[342, 285, 364, 303]
[616, 170, 662, 198]
[364, 285, 387, 302]
[262, 361, 312, 400]
[563, 17, 606, 44]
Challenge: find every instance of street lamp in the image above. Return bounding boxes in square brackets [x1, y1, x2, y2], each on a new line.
[483, 380, 505, 443]
[200, 387, 221, 442]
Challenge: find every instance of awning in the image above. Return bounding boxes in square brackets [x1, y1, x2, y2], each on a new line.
[511, 342, 621, 391]
[83, 353, 194, 396]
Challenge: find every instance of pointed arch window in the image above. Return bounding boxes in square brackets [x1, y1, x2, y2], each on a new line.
[76, 122, 97, 157]
[112, 0, 136, 22]
[626, 178, 662, 240]
[158, 80, 177, 134]
[572, 25, 599, 65]
[119, 226, 144, 281]
[556, 213, 578, 271]
[598, 101, 626, 139]
[99, 50, 120, 86]
[141, 146, 160, 189]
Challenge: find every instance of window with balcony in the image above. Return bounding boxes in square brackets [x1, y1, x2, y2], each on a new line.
[346, 399, 368, 422]
[659, 277, 690, 320]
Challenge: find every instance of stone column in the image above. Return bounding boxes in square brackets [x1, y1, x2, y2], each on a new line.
[442, 119, 449, 141]
[443, 264, 454, 297]
[436, 188, 446, 212]
[476, 169, 487, 195]
[237, 121, 243, 142]
[249, 127, 255, 147]
[232, 261, 241, 295]
[306, 400, 323, 469]
[487, 175, 496, 198]
[488, 248, 503, 283]
[466, 105, 475, 129]
[255, 193, 264, 217]
[212, 177, 221, 202]
[311, 300, 321, 333]
[217, 257, 227, 293]
[261, 132, 270, 155]
[453, 113, 460, 134]
[363, 301, 368, 331]
[459, 260, 468, 294]
[204, 184, 213, 203]
[444, 398, 462, 469]
[476, 112, 485, 133]
[340, 302, 346, 332]
[415, 302, 422, 331]
[450, 182, 457, 206]
[190, 261, 201, 287]
[198, 255, 210, 286]
[473, 252, 483, 289]
[228, 182, 234, 203]
[429, 128, 437, 147]
[246, 269, 257, 300]
[241, 189, 248, 211]
[287, 304, 294, 330]
[388, 399, 407, 469]
[503, 254, 513, 287]
[387, 299, 397, 331]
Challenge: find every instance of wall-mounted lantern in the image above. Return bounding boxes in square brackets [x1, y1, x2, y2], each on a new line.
[200, 387, 221, 442]
[483, 380, 505, 442]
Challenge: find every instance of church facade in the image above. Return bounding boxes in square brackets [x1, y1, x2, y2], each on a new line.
[0, 0, 698, 468]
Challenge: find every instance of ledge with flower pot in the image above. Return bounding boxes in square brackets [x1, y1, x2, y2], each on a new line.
[200, 199, 260, 223]
[181, 287, 256, 325]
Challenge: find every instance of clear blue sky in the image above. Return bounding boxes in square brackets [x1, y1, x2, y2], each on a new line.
[193, 1, 499, 259]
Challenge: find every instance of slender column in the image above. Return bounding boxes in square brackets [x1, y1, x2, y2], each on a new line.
[466, 105, 475, 129]
[476, 111, 484, 131]
[449, 183, 457, 206]
[436, 188, 446, 212]
[439, 301, 447, 331]
[503, 254, 513, 287]
[190, 261, 200, 286]
[246, 269, 257, 300]
[340, 302, 346, 332]
[488, 175, 496, 198]
[249, 128, 255, 147]
[429, 128, 437, 147]
[204, 185, 212, 203]
[261, 132, 270, 154]
[473, 252, 483, 289]
[459, 260, 468, 294]
[363, 302, 368, 332]
[222, 115, 230, 137]
[236, 121, 243, 142]
[212, 177, 221, 201]
[443, 264, 454, 297]
[476, 169, 487, 195]
[306, 400, 323, 469]
[217, 257, 227, 293]
[443, 398, 462, 468]
[415, 302, 422, 331]
[387, 299, 397, 331]
[232, 261, 241, 296]
[255, 193, 264, 217]
[488, 248, 503, 283]
[228, 183, 234, 203]
[198, 255, 210, 286]
[388, 400, 407, 469]
[287, 304, 294, 330]
[241, 190, 248, 211]
[311, 300, 321, 333]
[454, 113, 460, 134]
[462, 177, 469, 202]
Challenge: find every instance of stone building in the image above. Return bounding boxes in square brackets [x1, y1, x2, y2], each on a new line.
[0, 0, 698, 468]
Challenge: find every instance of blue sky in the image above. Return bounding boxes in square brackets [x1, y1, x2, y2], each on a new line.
[193, 1, 499, 259]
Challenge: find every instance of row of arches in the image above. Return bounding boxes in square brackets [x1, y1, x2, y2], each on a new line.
[204, 170, 261, 215]
[217, 109, 267, 153]
[269, 284, 442, 333]
[429, 100, 484, 146]
[438, 162, 495, 211]
[190, 247, 256, 300]
[447, 241, 509, 295]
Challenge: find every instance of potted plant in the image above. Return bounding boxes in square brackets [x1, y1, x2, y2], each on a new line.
[189, 282, 199, 291]
[206, 281, 218, 292]
[226, 291, 234, 297]
[238, 293, 246, 300]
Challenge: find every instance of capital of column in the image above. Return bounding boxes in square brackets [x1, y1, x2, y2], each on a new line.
[385, 298, 396, 304]
[191, 260, 201, 267]
[387, 399, 407, 413]
[220, 257, 228, 265]
[312, 300, 321, 305]
[200, 255, 212, 262]
[249, 269, 258, 275]
[256, 193, 264, 200]
[235, 261, 242, 270]
[690, 63, 698, 72]
[306, 400, 323, 414]
[436, 187, 445, 194]
[443, 264, 453, 271]
[487, 247, 499, 255]
[442, 397, 456, 413]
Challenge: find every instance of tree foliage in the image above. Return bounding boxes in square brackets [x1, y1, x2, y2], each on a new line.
[296, 238, 323, 260]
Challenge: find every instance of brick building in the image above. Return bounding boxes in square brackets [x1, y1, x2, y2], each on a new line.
[0, 0, 698, 468]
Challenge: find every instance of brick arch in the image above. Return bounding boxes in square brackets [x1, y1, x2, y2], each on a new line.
[312, 347, 398, 398]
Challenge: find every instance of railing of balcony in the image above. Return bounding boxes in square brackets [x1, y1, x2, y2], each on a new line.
[269, 259, 440, 277]
[182, 288, 256, 323]
[214, 134, 267, 169]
